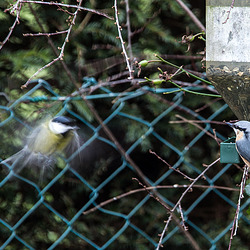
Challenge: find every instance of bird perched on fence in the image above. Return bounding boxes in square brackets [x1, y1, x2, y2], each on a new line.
[227, 121, 250, 168]
[1, 116, 80, 177]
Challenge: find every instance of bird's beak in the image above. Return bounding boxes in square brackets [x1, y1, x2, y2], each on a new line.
[226, 122, 234, 128]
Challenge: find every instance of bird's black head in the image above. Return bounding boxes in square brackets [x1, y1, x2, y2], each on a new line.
[52, 116, 76, 126]
[49, 116, 78, 135]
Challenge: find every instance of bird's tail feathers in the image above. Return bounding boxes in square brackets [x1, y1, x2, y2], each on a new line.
[1, 146, 55, 179]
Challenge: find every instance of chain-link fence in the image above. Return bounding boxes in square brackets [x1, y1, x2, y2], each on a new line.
[0, 78, 249, 249]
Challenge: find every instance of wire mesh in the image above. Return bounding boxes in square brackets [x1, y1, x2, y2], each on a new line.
[0, 78, 249, 249]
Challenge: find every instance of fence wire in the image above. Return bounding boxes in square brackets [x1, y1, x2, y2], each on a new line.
[0, 78, 249, 250]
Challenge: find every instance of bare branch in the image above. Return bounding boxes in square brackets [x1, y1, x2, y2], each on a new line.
[125, 0, 133, 64]
[175, 0, 205, 31]
[179, 203, 188, 231]
[223, 0, 235, 24]
[156, 158, 220, 250]
[228, 166, 249, 249]
[170, 116, 226, 125]
[113, 0, 133, 79]
[20, 0, 113, 20]
[23, 30, 68, 37]
[82, 183, 238, 215]
[170, 114, 224, 145]
[0, 0, 22, 51]
[149, 149, 195, 182]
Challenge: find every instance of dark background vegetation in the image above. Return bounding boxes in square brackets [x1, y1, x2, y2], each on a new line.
[0, 0, 249, 249]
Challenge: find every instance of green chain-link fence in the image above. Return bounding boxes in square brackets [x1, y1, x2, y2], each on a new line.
[0, 78, 249, 249]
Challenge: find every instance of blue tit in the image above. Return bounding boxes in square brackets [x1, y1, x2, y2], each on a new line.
[2, 116, 80, 176]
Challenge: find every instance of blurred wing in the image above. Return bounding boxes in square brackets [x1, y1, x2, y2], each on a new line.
[2, 146, 56, 176]
[1, 147, 31, 174]
[64, 130, 81, 164]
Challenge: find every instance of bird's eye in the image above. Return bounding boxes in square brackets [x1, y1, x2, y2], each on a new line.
[238, 126, 247, 132]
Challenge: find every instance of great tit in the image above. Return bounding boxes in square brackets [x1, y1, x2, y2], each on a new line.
[2, 116, 80, 176]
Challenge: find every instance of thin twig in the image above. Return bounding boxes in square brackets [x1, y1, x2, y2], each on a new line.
[233, 166, 248, 235]
[125, 0, 133, 65]
[169, 119, 225, 125]
[161, 54, 203, 61]
[172, 114, 223, 145]
[155, 54, 212, 85]
[149, 149, 195, 181]
[72, 1, 95, 38]
[179, 203, 188, 231]
[166, 79, 221, 98]
[23, 30, 68, 36]
[111, 84, 138, 104]
[132, 178, 171, 211]
[0, 0, 22, 51]
[212, 128, 221, 146]
[156, 158, 220, 250]
[140, 88, 199, 119]
[174, 80, 219, 94]
[20, 0, 113, 20]
[82, 183, 238, 215]
[223, 0, 235, 24]
[228, 165, 249, 250]
[195, 98, 221, 112]
[131, 9, 161, 37]
[175, 0, 205, 31]
[113, 0, 133, 79]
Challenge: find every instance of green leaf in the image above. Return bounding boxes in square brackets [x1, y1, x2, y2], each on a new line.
[47, 231, 58, 242]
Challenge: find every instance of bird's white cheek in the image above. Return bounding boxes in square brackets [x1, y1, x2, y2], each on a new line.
[236, 130, 244, 141]
[49, 121, 69, 134]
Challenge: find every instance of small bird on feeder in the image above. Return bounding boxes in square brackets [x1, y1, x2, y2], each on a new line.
[227, 121, 250, 168]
